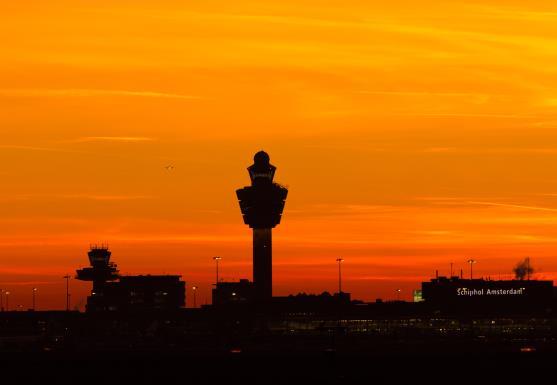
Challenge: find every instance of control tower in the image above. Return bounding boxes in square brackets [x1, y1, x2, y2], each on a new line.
[236, 151, 288, 301]
[76, 245, 119, 295]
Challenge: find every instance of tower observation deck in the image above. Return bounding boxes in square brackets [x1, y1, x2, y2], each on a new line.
[236, 151, 288, 301]
[76, 245, 119, 294]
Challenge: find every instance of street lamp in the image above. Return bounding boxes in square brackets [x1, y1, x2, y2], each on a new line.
[336, 258, 344, 294]
[467, 259, 477, 279]
[5, 291, 10, 311]
[213, 256, 222, 285]
[396, 288, 401, 301]
[192, 286, 198, 308]
[63, 275, 71, 311]
[32, 287, 37, 311]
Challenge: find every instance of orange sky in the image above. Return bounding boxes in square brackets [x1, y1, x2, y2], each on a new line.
[2, 1, 557, 310]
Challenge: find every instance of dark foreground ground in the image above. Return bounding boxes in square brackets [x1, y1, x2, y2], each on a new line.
[1, 309, 555, 384]
[0, 344, 553, 385]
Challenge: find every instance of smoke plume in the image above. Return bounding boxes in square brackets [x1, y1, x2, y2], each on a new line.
[513, 257, 534, 280]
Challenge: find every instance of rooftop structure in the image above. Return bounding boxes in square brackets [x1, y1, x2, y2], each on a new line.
[91, 275, 185, 312]
[212, 279, 255, 306]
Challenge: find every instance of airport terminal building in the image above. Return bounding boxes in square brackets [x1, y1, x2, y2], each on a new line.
[421, 275, 554, 313]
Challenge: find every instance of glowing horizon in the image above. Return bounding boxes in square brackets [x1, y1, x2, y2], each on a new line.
[2, 1, 557, 310]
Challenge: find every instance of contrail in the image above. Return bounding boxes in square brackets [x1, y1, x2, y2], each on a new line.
[468, 200, 557, 212]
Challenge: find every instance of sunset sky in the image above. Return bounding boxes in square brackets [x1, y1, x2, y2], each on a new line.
[2, 1, 557, 310]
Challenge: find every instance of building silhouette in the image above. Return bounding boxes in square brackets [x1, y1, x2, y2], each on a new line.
[212, 279, 254, 306]
[3, 151, 557, 383]
[236, 151, 288, 301]
[422, 274, 553, 312]
[76, 246, 185, 311]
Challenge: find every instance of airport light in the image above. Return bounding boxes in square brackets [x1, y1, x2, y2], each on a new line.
[192, 286, 198, 308]
[336, 258, 344, 294]
[32, 287, 37, 311]
[467, 259, 477, 279]
[213, 257, 222, 285]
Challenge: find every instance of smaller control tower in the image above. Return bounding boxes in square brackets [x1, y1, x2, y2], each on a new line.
[236, 151, 288, 301]
[76, 245, 185, 312]
[76, 245, 119, 295]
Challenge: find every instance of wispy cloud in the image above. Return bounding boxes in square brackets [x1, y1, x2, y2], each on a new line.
[544, 98, 557, 107]
[210, 9, 557, 55]
[0, 266, 71, 276]
[112, 234, 247, 243]
[409, 113, 526, 119]
[0, 88, 201, 100]
[70, 136, 156, 143]
[532, 120, 557, 128]
[422, 147, 557, 154]
[62, 194, 153, 201]
[351, 275, 429, 281]
[0, 144, 90, 154]
[288, 203, 400, 219]
[0, 194, 153, 202]
[471, 5, 557, 22]
[357, 90, 491, 104]
[423, 147, 458, 153]
[416, 197, 557, 212]
[468, 201, 557, 212]
[0, 280, 57, 286]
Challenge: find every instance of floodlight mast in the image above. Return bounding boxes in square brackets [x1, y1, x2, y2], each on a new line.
[467, 259, 477, 279]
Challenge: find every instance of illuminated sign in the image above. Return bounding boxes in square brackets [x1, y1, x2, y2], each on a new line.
[413, 290, 424, 303]
[456, 287, 526, 296]
[250, 172, 273, 179]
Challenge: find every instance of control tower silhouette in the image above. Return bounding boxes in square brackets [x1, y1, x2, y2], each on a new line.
[236, 151, 288, 301]
[76, 245, 119, 294]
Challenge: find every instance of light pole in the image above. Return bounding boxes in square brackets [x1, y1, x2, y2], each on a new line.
[336, 258, 344, 294]
[467, 259, 477, 279]
[5, 291, 10, 311]
[396, 288, 401, 301]
[192, 286, 198, 308]
[63, 275, 71, 311]
[32, 287, 37, 311]
[213, 257, 222, 285]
